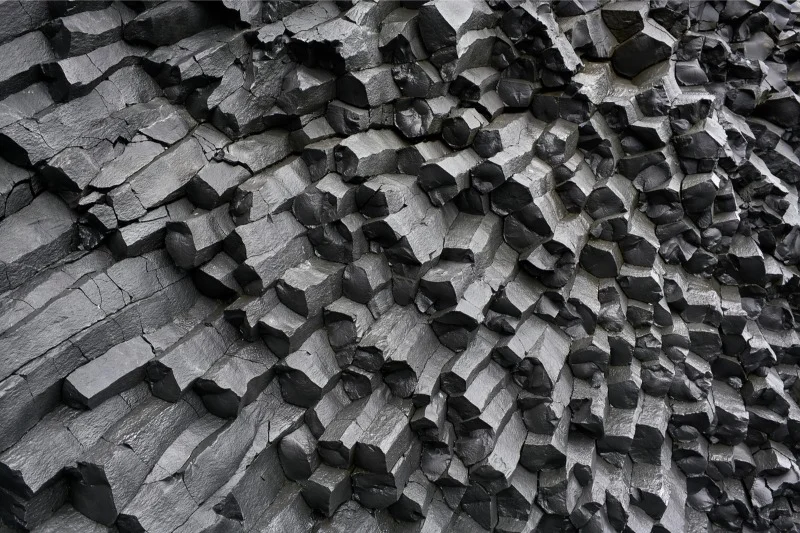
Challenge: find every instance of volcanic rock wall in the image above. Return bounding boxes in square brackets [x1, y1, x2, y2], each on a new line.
[1, 0, 800, 531]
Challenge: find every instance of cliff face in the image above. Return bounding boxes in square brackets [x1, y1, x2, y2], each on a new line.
[0, 1, 799, 531]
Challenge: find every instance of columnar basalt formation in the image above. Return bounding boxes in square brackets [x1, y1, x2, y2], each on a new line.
[1, 1, 800, 532]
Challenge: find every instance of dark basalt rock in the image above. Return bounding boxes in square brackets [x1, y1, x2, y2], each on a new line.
[2, 1, 800, 532]
[123, 1, 212, 47]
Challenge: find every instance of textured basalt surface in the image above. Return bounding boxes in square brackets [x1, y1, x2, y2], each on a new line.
[2, 0, 800, 531]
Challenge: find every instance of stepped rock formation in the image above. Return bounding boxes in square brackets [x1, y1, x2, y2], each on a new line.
[2, 0, 800, 531]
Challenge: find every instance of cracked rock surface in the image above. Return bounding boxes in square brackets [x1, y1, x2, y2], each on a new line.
[4, 0, 800, 532]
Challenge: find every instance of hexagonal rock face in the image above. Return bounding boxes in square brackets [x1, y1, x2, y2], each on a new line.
[4, 1, 800, 532]
[611, 21, 676, 79]
[757, 90, 800, 129]
[601, 1, 647, 42]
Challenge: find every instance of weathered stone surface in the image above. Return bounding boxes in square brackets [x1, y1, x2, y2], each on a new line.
[44, 3, 136, 59]
[0, 32, 54, 100]
[0, 2, 49, 47]
[0, 3, 799, 532]
[124, 1, 211, 47]
[43, 40, 148, 101]
[166, 205, 235, 269]
[63, 336, 154, 409]
[0, 193, 76, 293]
[195, 340, 277, 418]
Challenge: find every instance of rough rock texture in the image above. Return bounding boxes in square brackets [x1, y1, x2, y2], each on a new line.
[2, 1, 800, 532]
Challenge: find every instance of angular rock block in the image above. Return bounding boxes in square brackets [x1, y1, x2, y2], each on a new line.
[62, 336, 154, 409]
[124, 1, 212, 47]
[0, 192, 76, 293]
